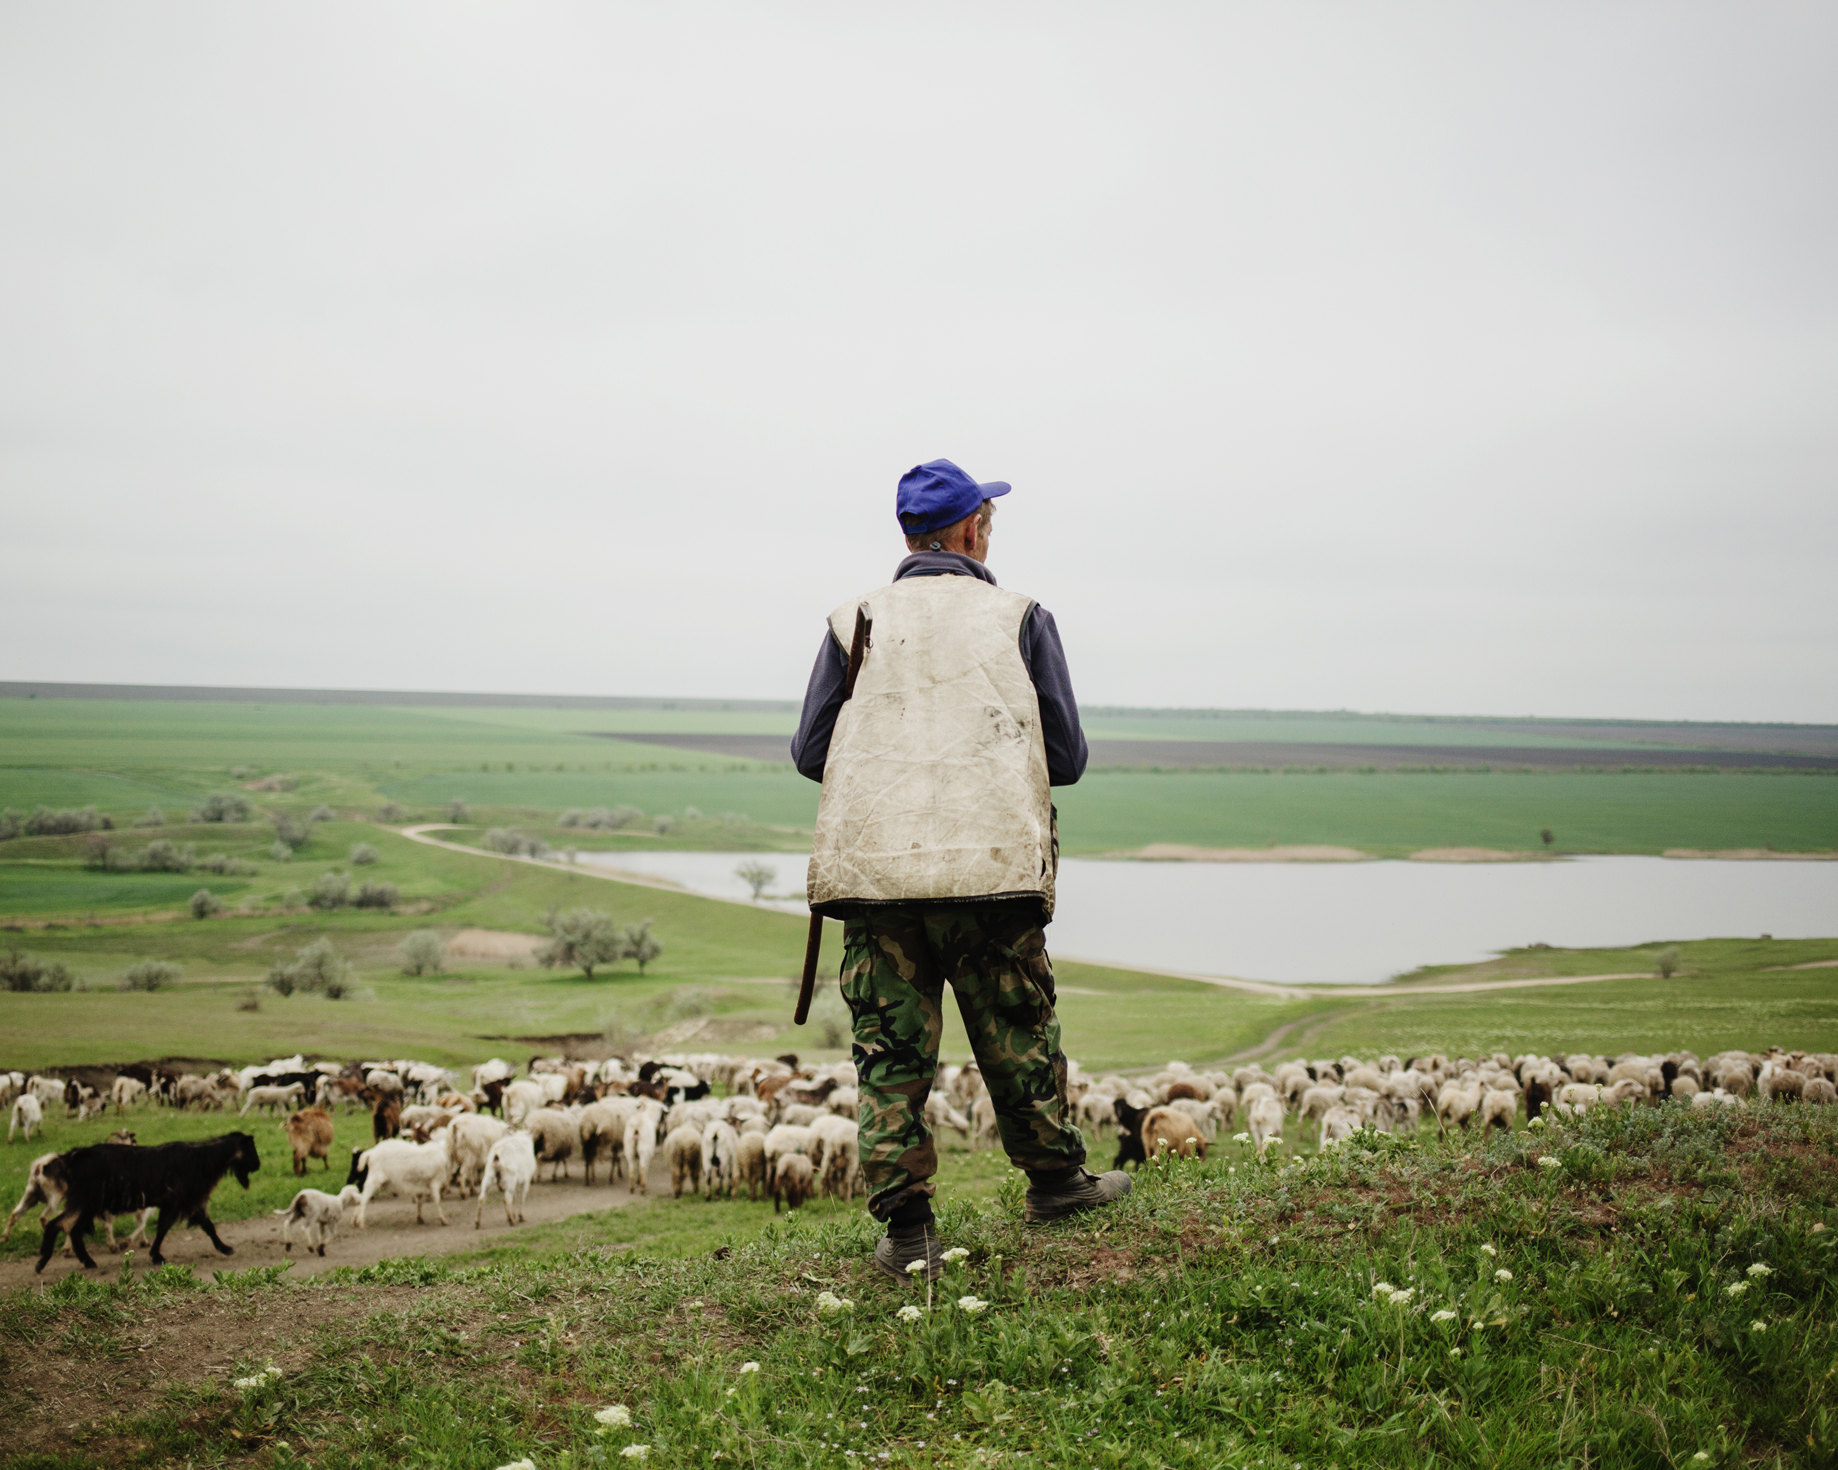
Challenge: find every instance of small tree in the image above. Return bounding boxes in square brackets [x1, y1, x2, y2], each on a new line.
[378, 802, 406, 822]
[1540, 828, 1555, 847]
[137, 839, 196, 873]
[134, 807, 165, 828]
[120, 959, 182, 992]
[446, 798, 470, 823]
[308, 804, 334, 823]
[189, 888, 226, 920]
[349, 842, 379, 866]
[1, 948, 73, 992]
[269, 840, 294, 862]
[267, 937, 353, 998]
[191, 792, 253, 823]
[735, 859, 776, 902]
[653, 814, 676, 835]
[536, 908, 627, 979]
[273, 814, 311, 850]
[81, 833, 118, 871]
[353, 880, 398, 909]
[623, 919, 662, 974]
[1654, 945, 1682, 979]
[310, 871, 351, 910]
[398, 930, 447, 975]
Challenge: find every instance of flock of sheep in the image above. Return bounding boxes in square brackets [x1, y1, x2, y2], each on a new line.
[7, 1042, 1832, 1267]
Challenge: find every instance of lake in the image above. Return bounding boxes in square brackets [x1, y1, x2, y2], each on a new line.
[568, 850, 1837, 985]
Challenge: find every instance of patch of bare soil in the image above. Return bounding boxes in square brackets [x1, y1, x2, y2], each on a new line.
[0, 1160, 667, 1293]
[1663, 848, 1838, 861]
[1407, 847, 1539, 863]
[1134, 844, 1369, 863]
[447, 928, 544, 962]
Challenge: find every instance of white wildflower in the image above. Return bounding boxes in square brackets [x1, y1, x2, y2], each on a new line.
[232, 1376, 265, 1392]
[1495, 1269, 1513, 1282]
[896, 1304, 923, 1322]
[1232, 1132, 1251, 1143]
[740, 1361, 761, 1373]
[957, 1296, 990, 1315]
[595, 1405, 633, 1428]
[1431, 1309, 1458, 1323]
[941, 1247, 970, 1264]
[1449, 1347, 1461, 1357]
[619, 1447, 651, 1461]
[1750, 1320, 1768, 1333]
[815, 1291, 855, 1314]
[1480, 1244, 1497, 1257]
[1527, 1116, 1545, 1129]
[1725, 1280, 1749, 1297]
[1693, 1455, 1711, 1464]
[906, 1259, 928, 1275]
[1371, 1281, 1396, 1298]
[496, 1461, 537, 1470]
[1746, 1262, 1774, 1278]
[1536, 1155, 1561, 1169]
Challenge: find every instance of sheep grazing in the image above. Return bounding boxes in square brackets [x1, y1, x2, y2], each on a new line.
[524, 1108, 581, 1182]
[239, 1083, 305, 1117]
[111, 1076, 148, 1113]
[446, 1113, 512, 1196]
[664, 1125, 704, 1198]
[346, 1132, 454, 1228]
[772, 1151, 815, 1212]
[275, 1185, 363, 1256]
[736, 1130, 769, 1202]
[282, 1109, 336, 1175]
[34, 1132, 261, 1272]
[579, 1098, 636, 1185]
[1319, 1105, 1362, 1149]
[625, 1099, 665, 1194]
[1141, 1106, 1207, 1161]
[10, 1094, 42, 1142]
[1479, 1088, 1519, 1132]
[925, 1092, 973, 1140]
[1247, 1095, 1285, 1158]
[700, 1120, 740, 1200]
[1805, 1078, 1838, 1106]
[475, 1133, 538, 1228]
[970, 1094, 998, 1150]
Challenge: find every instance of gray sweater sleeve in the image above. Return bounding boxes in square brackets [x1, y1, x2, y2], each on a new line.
[790, 605, 1088, 786]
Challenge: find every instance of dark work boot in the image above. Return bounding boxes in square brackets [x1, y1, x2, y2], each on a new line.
[1023, 1166, 1132, 1224]
[872, 1220, 944, 1283]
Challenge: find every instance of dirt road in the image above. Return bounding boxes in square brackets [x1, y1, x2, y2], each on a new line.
[1, 1157, 672, 1291]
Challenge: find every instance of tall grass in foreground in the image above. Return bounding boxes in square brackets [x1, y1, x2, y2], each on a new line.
[4, 1103, 1834, 1468]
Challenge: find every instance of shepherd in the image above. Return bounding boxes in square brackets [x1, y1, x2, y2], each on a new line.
[790, 458, 1130, 1281]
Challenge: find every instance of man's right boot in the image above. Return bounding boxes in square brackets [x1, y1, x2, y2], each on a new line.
[872, 1220, 944, 1282]
[1022, 1166, 1132, 1224]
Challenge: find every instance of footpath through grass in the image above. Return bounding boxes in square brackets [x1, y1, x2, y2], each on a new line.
[3, 1104, 1833, 1469]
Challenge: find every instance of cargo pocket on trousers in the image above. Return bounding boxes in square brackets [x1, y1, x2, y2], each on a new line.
[994, 926, 1057, 1028]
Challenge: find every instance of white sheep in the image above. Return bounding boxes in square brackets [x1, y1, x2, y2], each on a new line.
[970, 1094, 998, 1150]
[701, 1120, 741, 1199]
[1248, 1094, 1284, 1159]
[353, 1131, 453, 1228]
[275, 1185, 363, 1255]
[447, 1113, 512, 1195]
[110, 1076, 148, 1113]
[1479, 1088, 1518, 1131]
[664, 1124, 703, 1197]
[524, 1108, 580, 1182]
[475, 1133, 538, 1227]
[1319, 1105, 1362, 1149]
[240, 1083, 305, 1116]
[736, 1131, 769, 1201]
[9, 1094, 42, 1142]
[624, 1099, 665, 1194]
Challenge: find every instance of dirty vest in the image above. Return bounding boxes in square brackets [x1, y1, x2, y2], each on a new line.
[807, 574, 1057, 919]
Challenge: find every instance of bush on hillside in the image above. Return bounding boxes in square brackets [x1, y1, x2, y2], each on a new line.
[199, 852, 258, 876]
[0, 811, 21, 841]
[536, 908, 627, 979]
[136, 839, 197, 873]
[266, 936, 353, 999]
[269, 840, 294, 862]
[482, 828, 550, 858]
[1655, 944, 1682, 978]
[353, 880, 398, 910]
[653, 814, 676, 835]
[248, 774, 297, 792]
[26, 806, 109, 836]
[120, 958, 182, 992]
[398, 929, 447, 976]
[310, 871, 350, 910]
[445, 798, 469, 823]
[190, 792, 253, 823]
[81, 833, 122, 871]
[134, 807, 165, 828]
[189, 888, 226, 920]
[349, 842, 378, 866]
[378, 802, 407, 822]
[308, 804, 334, 823]
[807, 982, 850, 1049]
[558, 805, 642, 831]
[272, 815, 311, 850]
[622, 918, 663, 974]
[0, 948, 73, 993]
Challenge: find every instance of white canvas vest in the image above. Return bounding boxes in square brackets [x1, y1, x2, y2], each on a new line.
[807, 574, 1057, 918]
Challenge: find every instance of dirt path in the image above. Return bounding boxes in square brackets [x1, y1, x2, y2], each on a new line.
[1, 1158, 670, 1291]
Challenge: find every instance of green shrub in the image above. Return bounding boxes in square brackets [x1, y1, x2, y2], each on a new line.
[1655, 944, 1682, 978]
[536, 908, 627, 979]
[308, 804, 334, 823]
[134, 807, 166, 828]
[272, 814, 311, 850]
[652, 814, 676, 834]
[353, 880, 397, 910]
[349, 842, 378, 866]
[136, 839, 196, 873]
[378, 802, 407, 822]
[81, 833, 122, 871]
[199, 852, 258, 876]
[735, 859, 776, 901]
[266, 937, 353, 998]
[26, 805, 109, 835]
[0, 948, 73, 992]
[398, 930, 447, 975]
[189, 888, 226, 920]
[120, 958, 182, 992]
[482, 828, 550, 858]
[0, 811, 21, 841]
[269, 840, 294, 862]
[623, 918, 662, 974]
[310, 871, 350, 910]
[445, 798, 469, 823]
[190, 792, 253, 823]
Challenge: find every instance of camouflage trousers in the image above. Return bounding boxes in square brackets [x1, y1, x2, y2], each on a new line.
[840, 902, 1086, 1220]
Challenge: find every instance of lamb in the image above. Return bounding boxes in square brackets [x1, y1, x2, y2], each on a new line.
[1247, 1095, 1284, 1159]
[1319, 1105, 1362, 1149]
[34, 1132, 261, 1272]
[275, 1185, 363, 1256]
[664, 1125, 704, 1197]
[1804, 1078, 1838, 1106]
[524, 1108, 580, 1182]
[1112, 1099, 1206, 1167]
[347, 1131, 452, 1228]
[9, 1094, 42, 1142]
[700, 1120, 741, 1199]
[282, 1108, 336, 1174]
[26, 1076, 63, 1107]
[475, 1133, 538, 1228]
[772, 1151, 815, 1212]
[624, 1099, 665, 1194]
[110, 1076, 148, 1113]
[1298, 1084, 1346, 1123]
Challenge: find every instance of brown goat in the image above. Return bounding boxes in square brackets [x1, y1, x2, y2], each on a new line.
[772, 1152, 814, 1212]
[284, 1109, 336, 1175]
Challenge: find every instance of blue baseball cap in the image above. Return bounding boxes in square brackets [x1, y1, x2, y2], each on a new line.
[896, 458, 1011, 536]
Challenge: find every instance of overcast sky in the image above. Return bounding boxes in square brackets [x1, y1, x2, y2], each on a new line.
[2, 3, 1833, 722]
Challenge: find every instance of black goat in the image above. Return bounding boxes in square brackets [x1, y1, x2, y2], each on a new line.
[345, 1145, 369, 1191]
[253, 1069, 324, 1096]
[665, 1079, 711, 1109]
[35, 1132, 261, 1273]
[1112, 1098, 1150, 1171]
[1523, 1076, 1553, 1121]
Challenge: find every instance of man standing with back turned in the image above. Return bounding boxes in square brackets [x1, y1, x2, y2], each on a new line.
[791, 458, 1130, 1280]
